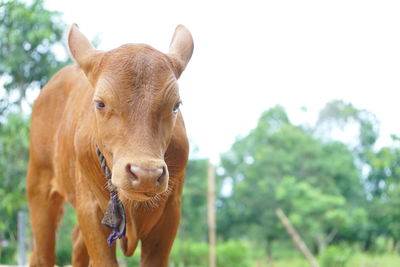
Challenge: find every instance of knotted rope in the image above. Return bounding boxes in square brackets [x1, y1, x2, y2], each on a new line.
[96, 146, 126, 246]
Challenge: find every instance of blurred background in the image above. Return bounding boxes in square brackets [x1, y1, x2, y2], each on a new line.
[1, 0, 400, 266]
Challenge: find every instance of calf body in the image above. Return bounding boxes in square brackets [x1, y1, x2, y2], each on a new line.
[27, 25, 193, 267]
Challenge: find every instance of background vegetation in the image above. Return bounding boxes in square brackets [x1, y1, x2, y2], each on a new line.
[1, 0, 399, 266]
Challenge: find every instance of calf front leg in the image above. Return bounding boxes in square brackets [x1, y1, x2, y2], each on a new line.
[72, 225, 90, 267]
[75, 184, 118, 267]
[28, 167, 65, 267]
[140, 196, 181, 267]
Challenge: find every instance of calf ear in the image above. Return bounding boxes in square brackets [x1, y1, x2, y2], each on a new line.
[168, 25, 194, 78]
[67, 24, 102, 82]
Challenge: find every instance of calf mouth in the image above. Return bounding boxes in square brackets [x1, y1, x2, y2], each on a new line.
[119, 188, 161, 202]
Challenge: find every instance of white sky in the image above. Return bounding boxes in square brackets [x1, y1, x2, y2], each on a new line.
[46, 0, 400, 160]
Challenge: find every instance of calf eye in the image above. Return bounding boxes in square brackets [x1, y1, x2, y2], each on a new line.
[96, 102, 105, 109]
[172, 102, 181, 114]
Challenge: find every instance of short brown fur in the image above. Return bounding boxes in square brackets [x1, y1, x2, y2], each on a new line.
[27, 24, 193, 267]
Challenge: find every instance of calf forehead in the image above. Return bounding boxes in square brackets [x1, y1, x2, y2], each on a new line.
[103, 44, 174, 90]
[95, 45, 179, 117]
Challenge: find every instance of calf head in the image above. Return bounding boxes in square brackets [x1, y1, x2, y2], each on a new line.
[68, 24, 193, 201]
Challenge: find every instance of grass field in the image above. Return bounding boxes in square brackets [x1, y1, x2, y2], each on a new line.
[270, 253, 400, 267]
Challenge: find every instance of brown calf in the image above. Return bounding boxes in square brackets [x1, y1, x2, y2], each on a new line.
[27, 24, 193, 266]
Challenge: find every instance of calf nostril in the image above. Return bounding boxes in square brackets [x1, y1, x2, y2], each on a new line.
[154, 167, 164, 177]
[126, 164, 138, 180]
[156, 167, 166, 185]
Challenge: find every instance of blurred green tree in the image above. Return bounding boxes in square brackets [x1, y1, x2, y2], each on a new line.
[0, 0, 68, 263]
[0, 0, 68, 113]
[0, 112, 30, 263]
[276, 176, 366, 253]
[314, 100, 400, 251]
[315, 99, 379, 159]
[362, 136, 400, 250]
[218, 105, 364, 259]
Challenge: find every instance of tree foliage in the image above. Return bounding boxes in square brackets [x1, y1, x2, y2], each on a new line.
[0, 0, 68, 262]
[314, 100, 400, 250]
[315, 99, 379, 154]
[362, 136, 400, 248]
[0, 0, 68, 111]
[0, 112, 30, 262]
[217, 105, 370, 257]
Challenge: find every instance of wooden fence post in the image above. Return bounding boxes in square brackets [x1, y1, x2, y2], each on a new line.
[208, 160, 216, 267]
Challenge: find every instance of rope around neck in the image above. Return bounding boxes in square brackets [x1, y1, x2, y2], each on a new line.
[96, 146, 126, 246]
